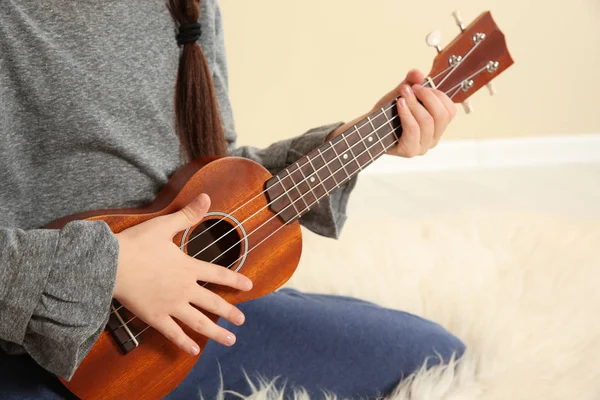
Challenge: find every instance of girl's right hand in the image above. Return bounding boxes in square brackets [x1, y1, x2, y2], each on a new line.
[112, 194, 252, 355]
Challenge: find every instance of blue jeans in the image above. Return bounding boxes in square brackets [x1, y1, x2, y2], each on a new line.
[0, 289, 465, 400]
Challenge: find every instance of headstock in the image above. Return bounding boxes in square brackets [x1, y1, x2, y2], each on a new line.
[425, 11, 513, 113]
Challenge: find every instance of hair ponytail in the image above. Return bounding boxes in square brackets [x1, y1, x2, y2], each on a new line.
[167, 0, 227, 161]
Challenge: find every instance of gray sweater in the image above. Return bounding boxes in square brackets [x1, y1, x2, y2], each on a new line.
[0, 0, 355, 379]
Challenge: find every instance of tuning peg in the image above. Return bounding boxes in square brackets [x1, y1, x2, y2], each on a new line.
[486, 82, 497, 96]
[425, 31, 442, 53]
[452, 10, 466, 32]
[462, 100, 473, 114]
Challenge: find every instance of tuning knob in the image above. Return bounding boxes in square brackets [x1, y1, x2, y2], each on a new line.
[486, 82, 497, 96]
[452, 10, 466, 32]
[462, 100, 473, 114]
[425, 31, 443, 53]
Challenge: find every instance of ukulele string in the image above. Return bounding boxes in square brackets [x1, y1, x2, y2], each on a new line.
[124, 125, 401, 342]
[221, 136, 400, 270]
[120, 65, 489, 340]
[190, 104, 401, 261]
[181, 79, 448, 258]
[110, 104, 403, 315]
[178, 97, 416, 252]
[448, 85, 463, 100]
[111, 71, 468, 319]
[178, 58, 466, 253]
[111, 60, 480, 318]
[110, 103, 404, 315]
[186, 62, 486, 261]
[116, 56, 489, 329]
[202, 120, 400, 265]
[211, 63, 494, 269]
[177, 69, 453, 252]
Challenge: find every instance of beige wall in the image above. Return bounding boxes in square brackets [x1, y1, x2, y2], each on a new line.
[219, 0, 600, 147]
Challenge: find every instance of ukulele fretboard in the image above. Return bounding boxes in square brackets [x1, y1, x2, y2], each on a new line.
[265, 100, 402, 223]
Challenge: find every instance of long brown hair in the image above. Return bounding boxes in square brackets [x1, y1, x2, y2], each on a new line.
[167, 0, 227, 161]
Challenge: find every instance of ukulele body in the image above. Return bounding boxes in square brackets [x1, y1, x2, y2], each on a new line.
[48, 156, 303, 400]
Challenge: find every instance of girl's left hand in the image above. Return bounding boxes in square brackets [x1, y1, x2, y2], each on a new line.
[328, 69, 457, 158]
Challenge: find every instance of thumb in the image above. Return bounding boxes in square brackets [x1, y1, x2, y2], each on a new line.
[164, 193, 211, 237]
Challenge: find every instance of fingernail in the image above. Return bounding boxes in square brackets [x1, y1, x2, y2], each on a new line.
[402, 85, 412, 97]
[236, 313, 245, 325]
[244, 278, 253, 291]
[398, 98, 406, 108]
[226, 335, 236, 345]
[190, 345, 200, 355]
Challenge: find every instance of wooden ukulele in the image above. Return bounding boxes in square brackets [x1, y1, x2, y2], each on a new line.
[50, 11, 513, 400]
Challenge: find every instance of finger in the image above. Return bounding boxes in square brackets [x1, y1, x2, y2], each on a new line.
[432, 89, 458, 123]
[405, 69, 426, 86]
[402, 84, 435, 155]
[413, 85, 449, 152]
[154, 316, 200, 356]
[174, 305, 237, 347]
[191, 260, 253, 291]
[189, 286, 245, 326]
[430, 90, 457, 147]
[159, 194, 211, 237]
[394, 94, 420, 158]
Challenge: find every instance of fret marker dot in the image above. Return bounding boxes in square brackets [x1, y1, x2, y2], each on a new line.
[343, 153, 349, 160]
[310, 177, 316, 183]
[368, 136, 374, 142]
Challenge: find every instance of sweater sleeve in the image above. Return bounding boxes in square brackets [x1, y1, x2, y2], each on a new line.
[0, 220, 119, 379]
[209, 3, 357, 239]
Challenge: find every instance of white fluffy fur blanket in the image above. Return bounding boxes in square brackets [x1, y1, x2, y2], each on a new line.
[215, 169, 600, 399]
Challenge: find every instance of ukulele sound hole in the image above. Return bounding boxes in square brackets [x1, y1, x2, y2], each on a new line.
[183, 214, 245, 271]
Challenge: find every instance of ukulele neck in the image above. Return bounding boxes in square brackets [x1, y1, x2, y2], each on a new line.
[265, 100, 402, 223]
[264, 9, 516, 225]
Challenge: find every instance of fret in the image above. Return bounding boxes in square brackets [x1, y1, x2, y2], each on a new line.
[382, 103, 402, 141]
[366, 105, 398, 150]
[276, 175, 301, 216]
[329, 141, 352, 179]
[386, 118, 400, 141]
[298, 161, 323, 204]
[341, 133, 362, 172]
[352, 118, 376, 168]
[373, 113, 390, 157]
[382, 114, 400, 148]
[363, 118, 377, 163]
[377, 107, 396, 135]
[369, 109, 390, 154]
[335, 138, 361, 176]
[285, 169, 311, 211]
[296, 162, 320, 205]
[307, 150, 336, 194]
[306, 154, 330, 198]
[317, 148, 340, 188]
[320, 145, 349, 185]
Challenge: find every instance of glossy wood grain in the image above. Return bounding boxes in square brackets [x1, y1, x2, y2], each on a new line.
[428, 11, 514, 103]
[51, 157, 302, 400]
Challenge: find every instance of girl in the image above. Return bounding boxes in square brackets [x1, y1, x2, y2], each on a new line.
[0, 0, 464, 398]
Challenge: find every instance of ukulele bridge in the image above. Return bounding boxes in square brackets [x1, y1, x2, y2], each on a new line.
[106, 302, 140, 354]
